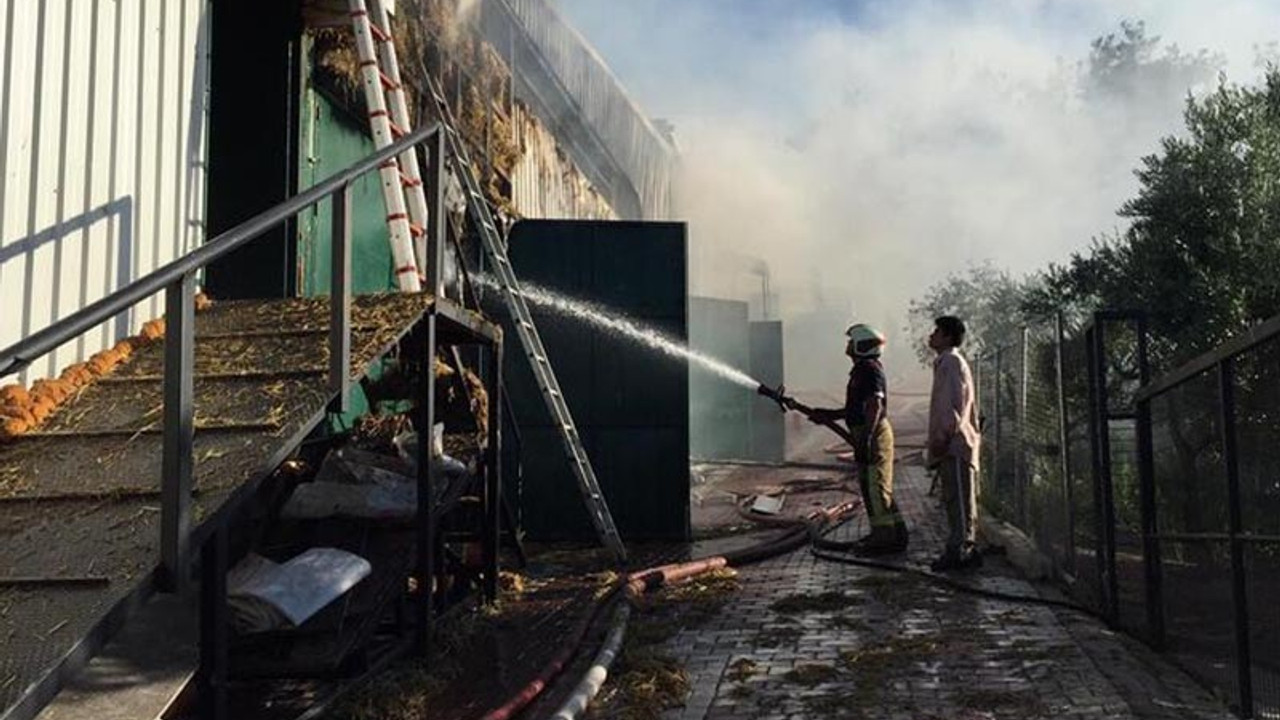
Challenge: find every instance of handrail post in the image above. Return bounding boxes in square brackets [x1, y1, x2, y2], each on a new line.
[426, 130, 447, 299]
[329, 183, 352, 413]
[160, 272, 196, 592]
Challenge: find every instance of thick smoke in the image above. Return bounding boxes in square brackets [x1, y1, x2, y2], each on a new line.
[556, 0, 1279, 391]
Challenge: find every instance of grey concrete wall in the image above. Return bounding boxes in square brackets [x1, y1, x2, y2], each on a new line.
[750, 321, 786, 462]
[688, 297, 752, 460]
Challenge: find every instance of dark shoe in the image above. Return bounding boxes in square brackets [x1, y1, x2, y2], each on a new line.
[854, 528, 908, 556]
[929, 552, 962, 572]
[931, 550, 982, 572]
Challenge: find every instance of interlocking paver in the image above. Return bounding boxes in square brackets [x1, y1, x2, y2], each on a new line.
[663, 462, 1236, 719]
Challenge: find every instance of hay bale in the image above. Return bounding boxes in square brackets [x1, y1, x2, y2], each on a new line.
[0, 384, 30, 406]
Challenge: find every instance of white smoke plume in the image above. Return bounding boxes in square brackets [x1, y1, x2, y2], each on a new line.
[556, 0, 1280, 390]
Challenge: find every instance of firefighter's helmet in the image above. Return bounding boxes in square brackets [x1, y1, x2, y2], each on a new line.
[845, 323, 886, 358]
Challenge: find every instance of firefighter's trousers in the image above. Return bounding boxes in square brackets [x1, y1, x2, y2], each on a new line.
[851, 420, 906, 533]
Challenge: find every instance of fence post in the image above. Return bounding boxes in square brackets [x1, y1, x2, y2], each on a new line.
[993, 348, 1003, 497]
[1019, 326, 1030, 529]
[1093, 318, 1120, 625]
[1056, 313, 1075, 575]
[1133, 316, 1165, 648]
[1219, 358, 1254, 717]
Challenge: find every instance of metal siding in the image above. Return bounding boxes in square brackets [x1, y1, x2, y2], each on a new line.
[0, 0, 207, 383]
[485, 0, 675, 220]
[510, 104, 617, 221]
[60, 2, 92, 361]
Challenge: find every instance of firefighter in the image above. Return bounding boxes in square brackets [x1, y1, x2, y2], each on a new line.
[927, 316, 983, 571]
[788, 323, 908, 553]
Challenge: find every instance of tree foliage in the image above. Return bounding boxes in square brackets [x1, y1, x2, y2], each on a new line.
[905, 262, 1040, 364]
[1033, 67, 1280, 370]
[911, 31, 1280, 373]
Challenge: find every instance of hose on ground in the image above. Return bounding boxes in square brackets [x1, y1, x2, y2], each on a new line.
[546, 602, 631, 720]
[476, 584, 623, 720]
[809, 545, 1105, 620]
[489, 501, 856, 720]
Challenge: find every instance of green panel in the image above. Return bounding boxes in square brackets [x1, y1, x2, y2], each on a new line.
[297, 72, 396, 295]
[296, 42, 403, 430]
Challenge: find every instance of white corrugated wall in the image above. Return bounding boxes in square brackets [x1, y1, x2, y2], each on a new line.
[0, 0, 209, 383]
[510, 104, 617, 221]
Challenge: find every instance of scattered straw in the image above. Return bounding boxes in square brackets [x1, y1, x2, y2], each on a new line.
[770, 591, 865, 615]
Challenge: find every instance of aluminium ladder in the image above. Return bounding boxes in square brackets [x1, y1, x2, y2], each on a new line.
[349, 0, 426, 291]
[422, 73, 627, 564]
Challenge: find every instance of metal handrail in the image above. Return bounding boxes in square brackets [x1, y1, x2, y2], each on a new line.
[0, 124, 440, 378]
[0, 123, 444, 592]
[1134, 311, 1280, 403]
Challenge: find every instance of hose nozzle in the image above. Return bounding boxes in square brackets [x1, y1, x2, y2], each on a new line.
[757, 383, 788, 412]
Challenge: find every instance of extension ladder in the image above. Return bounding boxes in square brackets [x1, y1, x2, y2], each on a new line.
[422, 73, 628, 564]
[349, 0, 427, 292]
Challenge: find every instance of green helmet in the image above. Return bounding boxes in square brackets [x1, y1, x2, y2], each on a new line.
[845, 323, 886, 358]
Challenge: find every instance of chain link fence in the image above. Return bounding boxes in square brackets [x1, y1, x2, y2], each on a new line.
[975, 315, 1150, 629]
[978, 310, 1280, 718]
[1139, 322, 1280, 719]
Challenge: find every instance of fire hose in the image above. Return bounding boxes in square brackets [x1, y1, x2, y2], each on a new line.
[476, 500, 857, 720]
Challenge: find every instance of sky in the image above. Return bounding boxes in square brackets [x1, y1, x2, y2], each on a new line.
[552, 0, 1279, 388]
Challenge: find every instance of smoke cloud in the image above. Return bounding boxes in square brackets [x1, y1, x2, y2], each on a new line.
[555, 0, 1280, 390]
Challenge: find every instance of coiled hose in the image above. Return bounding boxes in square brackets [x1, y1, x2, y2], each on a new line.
[477, 500, 857, 720]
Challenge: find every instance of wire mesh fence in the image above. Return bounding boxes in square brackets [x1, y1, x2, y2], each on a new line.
[975, 309, 1280, 719]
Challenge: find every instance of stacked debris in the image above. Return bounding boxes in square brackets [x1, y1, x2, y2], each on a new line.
[0, 293, 213, 441]
[304, 0, 519, 214]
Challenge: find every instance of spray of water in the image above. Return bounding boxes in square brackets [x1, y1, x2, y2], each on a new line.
[476, 275, 761, 389]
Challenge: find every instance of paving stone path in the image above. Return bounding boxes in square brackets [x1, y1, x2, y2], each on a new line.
[664, 462, 1235, 720]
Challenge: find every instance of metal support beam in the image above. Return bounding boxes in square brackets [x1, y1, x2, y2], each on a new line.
[415, 310, 439, 655]
[483, 339, 504, 602]
[199, 528, 229, 720]
[1219, 359, 1255, 717]
[161, 273, 196, 592]
[329, 184, 352, 413]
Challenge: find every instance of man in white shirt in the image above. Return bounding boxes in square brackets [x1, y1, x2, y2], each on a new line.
[927, 316, 983, 571]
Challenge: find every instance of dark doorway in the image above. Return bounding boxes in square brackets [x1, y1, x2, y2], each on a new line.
[204, 0, 301, 299]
